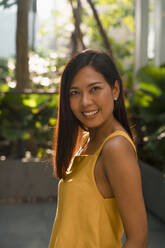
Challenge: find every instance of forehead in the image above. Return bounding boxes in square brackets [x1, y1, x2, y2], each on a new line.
[71, 66, 107, 87]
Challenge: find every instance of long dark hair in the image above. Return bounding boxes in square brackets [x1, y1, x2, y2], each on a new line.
[53, 49, 133, 179]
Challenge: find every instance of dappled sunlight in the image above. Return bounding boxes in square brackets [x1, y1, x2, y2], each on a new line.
[33, 76, 51, 86]
[29, 54, 50, 74]
[0, 155, 6, 161]
[0, 51, 65, 90]
[28, 52, 64, 88]
[8, 81, 16, 88]
[7, 59, 15, 70]
[0, 3, 165, 248]
[157, 132, 165, 140]
[0, 0, 164, 174]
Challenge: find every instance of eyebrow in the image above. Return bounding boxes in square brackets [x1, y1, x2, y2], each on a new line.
[70, 81, 104, 89]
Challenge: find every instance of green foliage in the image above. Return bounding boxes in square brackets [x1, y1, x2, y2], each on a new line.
[81, 0, 135, 76]
[0, 51, 65, 160]
[0, 93, 58, 159]
[129, 65, 165, 171]
[52, 0, 135, 73]
[0, 57, 15, 91]
[0, 0, 17, 8]
[0, 52, 67, 91]
[0, 58, 8, 81]
[0, 58, 9, 90]
[2, 0, 163, 170]
[28, 51, 66, 89]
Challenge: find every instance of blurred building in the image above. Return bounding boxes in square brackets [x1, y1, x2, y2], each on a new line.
[0, 5, 17, 58]
[135, 0, 165, 72]
[0, 0, 164, 68]
[0, 0, 37, 58]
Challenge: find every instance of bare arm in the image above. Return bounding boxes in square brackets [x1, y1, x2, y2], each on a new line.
[101, 136, 149, 247]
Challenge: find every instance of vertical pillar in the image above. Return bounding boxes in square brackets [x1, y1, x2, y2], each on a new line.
[134, 0, 149, 74]
[29, 0, 37, 50]
[154, 0, 165, 66]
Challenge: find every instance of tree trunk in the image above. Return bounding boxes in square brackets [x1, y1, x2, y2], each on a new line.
[69, 0, 86, 56]
[16, 0, 31, 89]
[86, 0, 114, 58]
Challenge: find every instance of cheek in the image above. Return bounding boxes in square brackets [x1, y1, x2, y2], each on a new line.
[69, 99, 74, 113]
[98, 93, 114, 116]
[69, 98, 79, 116]
[98, 88, 114, 106]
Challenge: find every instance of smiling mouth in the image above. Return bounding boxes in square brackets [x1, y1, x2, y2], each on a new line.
[82, 110, 99, 118]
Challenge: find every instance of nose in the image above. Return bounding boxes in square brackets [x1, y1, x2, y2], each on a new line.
[80, 92, 93, 108]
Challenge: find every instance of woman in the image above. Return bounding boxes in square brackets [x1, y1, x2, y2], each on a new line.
[49, 49, 148, 248]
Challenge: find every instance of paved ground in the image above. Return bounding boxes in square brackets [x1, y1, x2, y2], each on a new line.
[0, 202, 165, 248]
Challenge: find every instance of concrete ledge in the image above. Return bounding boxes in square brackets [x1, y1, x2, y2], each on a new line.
[0, 159, 59, 199]
[140, 161, 165, 222]
[2, 159, 164, 222]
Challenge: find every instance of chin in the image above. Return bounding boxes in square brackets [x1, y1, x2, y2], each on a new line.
[82, 122, 102, 129]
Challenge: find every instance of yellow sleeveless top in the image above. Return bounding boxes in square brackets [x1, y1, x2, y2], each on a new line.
[49, 130, 137, 248]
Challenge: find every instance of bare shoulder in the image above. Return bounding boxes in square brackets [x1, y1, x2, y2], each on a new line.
[100, 135, 148, 243]
[101, 135, 141, 196]
[101, 134, 137, 165]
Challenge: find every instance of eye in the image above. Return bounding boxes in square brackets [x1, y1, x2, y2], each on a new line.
[90, 86, 101, 92]
[69, 90, 79, 96]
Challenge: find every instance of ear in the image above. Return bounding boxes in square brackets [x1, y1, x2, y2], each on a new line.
[112, 80, 120, 100]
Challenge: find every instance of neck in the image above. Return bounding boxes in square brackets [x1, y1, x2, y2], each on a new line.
[88, 116, 121, 143]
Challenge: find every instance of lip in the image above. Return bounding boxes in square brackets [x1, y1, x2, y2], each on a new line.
[82, 109, 98, 113]
[82, 109, 99, 119]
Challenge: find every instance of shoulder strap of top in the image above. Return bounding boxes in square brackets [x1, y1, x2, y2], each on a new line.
[76, 132, 90, 156]
[95, 130, 137, 159]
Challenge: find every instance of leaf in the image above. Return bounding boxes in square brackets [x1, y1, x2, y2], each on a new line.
[0, 127, 25, 141]
[0, 84, 10, 91]
[132, 90, 153, 107]
[23, 98, 37, 108]
[49, 117, 57, 126]
[123, 16, 135, 32]
[35, 121, 42, 128]
[139, 81, 161, 97]
[0, 0, 17, 8]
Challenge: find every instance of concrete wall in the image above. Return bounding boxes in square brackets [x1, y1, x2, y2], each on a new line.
[140, 161, 165, 222]
[0, 160, 59, 200]
[1, 159, 165, 222]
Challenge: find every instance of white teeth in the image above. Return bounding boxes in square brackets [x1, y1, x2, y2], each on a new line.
[83, 110, 98, 116]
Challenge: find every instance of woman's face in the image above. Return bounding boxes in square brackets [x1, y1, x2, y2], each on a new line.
[69, 66, 119, 129]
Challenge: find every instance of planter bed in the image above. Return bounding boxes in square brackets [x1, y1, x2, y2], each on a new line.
[139, 161, 165, 222]
[0, 159, 59, 201]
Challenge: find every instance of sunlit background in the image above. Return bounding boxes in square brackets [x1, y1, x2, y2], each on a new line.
[0, 0, 155, 59]
[0, 1, 165, 247]
[0, 0, 164, 167]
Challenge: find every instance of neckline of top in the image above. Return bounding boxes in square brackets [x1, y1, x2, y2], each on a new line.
[75, 130, 132, 157]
